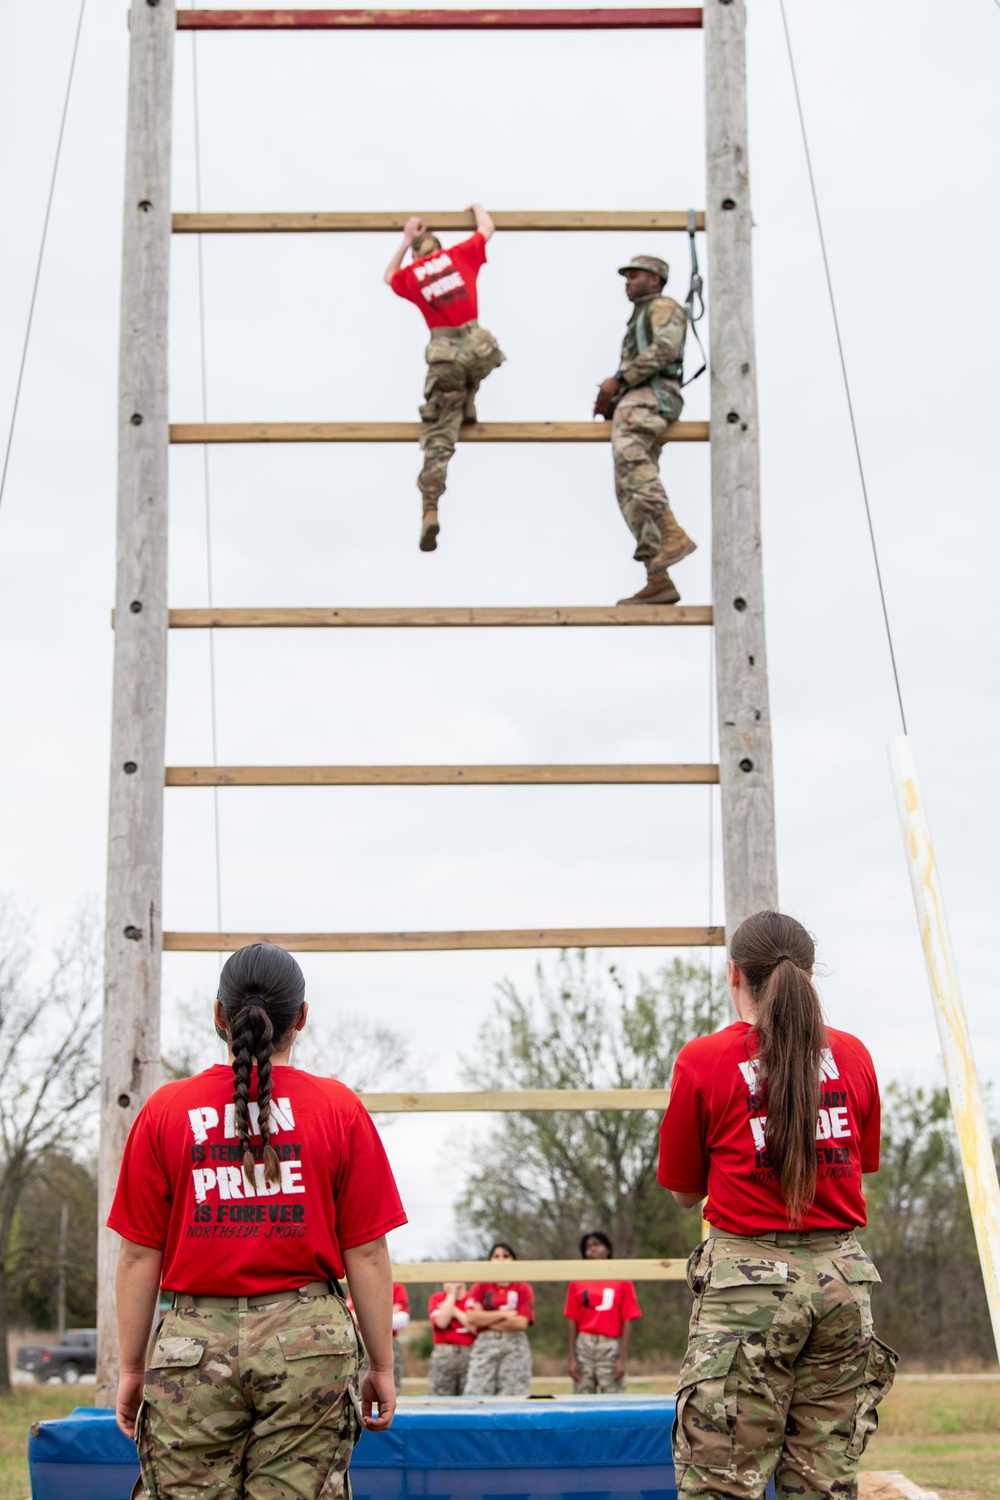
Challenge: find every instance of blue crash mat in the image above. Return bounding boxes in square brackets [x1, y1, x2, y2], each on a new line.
[28, 1399, 678, 1500]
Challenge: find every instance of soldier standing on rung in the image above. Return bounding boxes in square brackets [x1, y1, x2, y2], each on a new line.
[386, 205, 505, 553]
[594, 254, 696, 606]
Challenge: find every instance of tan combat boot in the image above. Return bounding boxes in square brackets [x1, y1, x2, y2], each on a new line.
[651, 508, 697, 569]
[420, 506, 440, 552]
[617, 565, 680, 606]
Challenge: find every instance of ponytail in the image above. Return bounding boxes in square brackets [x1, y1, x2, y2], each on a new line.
[218, 943, 306, 1187]
[729, 911, 826, 1226]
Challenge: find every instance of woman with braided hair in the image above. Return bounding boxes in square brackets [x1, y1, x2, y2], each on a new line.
[109, 942, 406, 1499]
[657, 911, 896, 1500]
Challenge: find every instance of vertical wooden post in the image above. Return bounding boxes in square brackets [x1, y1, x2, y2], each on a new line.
[96, 0, 175, 1406]
[704, 0, 778, 935]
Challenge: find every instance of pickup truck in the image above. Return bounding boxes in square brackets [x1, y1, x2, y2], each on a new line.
[16, 1329, 97, 1383]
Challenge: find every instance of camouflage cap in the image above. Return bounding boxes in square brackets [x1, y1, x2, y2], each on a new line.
[618, 254, 670, 283]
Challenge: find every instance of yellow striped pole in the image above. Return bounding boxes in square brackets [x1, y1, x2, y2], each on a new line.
[888, 735, 1000, 1358]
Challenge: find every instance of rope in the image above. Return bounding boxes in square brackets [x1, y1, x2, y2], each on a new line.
[777, 0, 909, 735]
[0, 0, 87, 519]
[191, 16, 225, 941]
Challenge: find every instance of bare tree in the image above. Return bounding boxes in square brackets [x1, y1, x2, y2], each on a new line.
[0, 904, 101, 1394]
[163, 994, 418, 1095]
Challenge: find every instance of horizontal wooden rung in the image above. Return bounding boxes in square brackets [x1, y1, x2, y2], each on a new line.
[176, 11, 704, 33]
[165, 764, 720, 787]
[172, 210, 705, 234]
[360, 1088, 669, 1113]
[392, 1259, 687, 1282]
[169, 420, 709, 445]
[163, 926, 725, 953]
[165, 606, 713, 629]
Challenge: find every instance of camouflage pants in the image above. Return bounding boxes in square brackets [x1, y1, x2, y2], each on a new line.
[418, 321, 505, 507]
[573, 1332, 625, 1394]
[462, 1329, 532, 1397]
[611, 384, 683, 560]
[134, 1288, 361, 1500]
[426, 1342, 472, 1396]
[674, 1230, 897, 1500]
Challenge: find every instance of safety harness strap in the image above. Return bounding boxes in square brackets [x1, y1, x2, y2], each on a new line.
[681, 206, 707, 388]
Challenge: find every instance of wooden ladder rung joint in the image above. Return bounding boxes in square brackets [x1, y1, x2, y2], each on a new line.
[163, 927, 725, 953]
[391, 1258, 687, 1282]
[172, 211, 706, 234]
[165, 764, 721, 787]
[175, 11, 705, 34]
[164, 606, 714, 629]
[359, 1088, 669, 1113]
[168, 421, 710, 444]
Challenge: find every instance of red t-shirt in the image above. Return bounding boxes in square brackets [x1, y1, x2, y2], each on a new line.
[657, 1023, 880, 1235]
[390, 232, 487, 329]
[468, 1281, 534, 1324]
[564, 1279, 641, 1338]
[107, 1064, 407, 1295]
[392, 1282, 409, 1338]
[428, 1289, 477, 1346]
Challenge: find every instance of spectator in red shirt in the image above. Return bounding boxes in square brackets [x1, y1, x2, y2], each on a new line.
[385, 205, 505, 553]
[564, 1231, 642, 1393]
[427, 1280, 477, 1396]
[391, 1282, 410, 1394]
[109, 942, 406, 1499]
[658, 911, 896, 1500]
[462, 1242, 534, 1397]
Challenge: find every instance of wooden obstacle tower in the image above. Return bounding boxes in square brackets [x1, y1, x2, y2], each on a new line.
[97, 2, 776, 1400]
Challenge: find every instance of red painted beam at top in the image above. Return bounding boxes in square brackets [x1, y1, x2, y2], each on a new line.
[175, 9, 703, 31]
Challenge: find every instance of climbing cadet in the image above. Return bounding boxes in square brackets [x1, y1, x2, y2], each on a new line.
[385, 204, 505, 553]
[426, 1280, 477, 1396]
[657, 910, 896, 1500]
[593, 254, 696, 606]
[108, 942, 407, 1499]
[564, 1231, 642, 1394]
[462, 1242, 534, 1397]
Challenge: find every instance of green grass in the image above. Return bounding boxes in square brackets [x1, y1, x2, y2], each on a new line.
[1, 1375, 997, 1500]
[0, 1385, 95, 1500]
[860, 1377, 1000, 1499]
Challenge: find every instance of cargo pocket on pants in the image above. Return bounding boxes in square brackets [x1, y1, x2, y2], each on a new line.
[425, 341, 465, 393]
[132, 1401, 153, 1500]
[141, 1335, 208, 1495]
[846, 1337, 898, 1459]
[672, 1338, 739, 1477]
[466, 326, 505, 375]
[277, 1317, 359, 1362]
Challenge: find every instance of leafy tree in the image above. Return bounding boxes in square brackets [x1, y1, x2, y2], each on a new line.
[859, 1082, 1000, 1366]
[454, 954, 726, 1360]
[8, 1149, 97, 1331]
[0, 906, 101, 1393]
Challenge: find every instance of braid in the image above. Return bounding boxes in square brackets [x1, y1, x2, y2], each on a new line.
[217, 943, 307, 1187]
[255, 1038, 281, 1185]
[230, 1002, 276, 1183]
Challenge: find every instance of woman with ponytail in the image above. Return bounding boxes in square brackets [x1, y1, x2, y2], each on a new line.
[657, 911, 896, 1500]
[108, 943, 406, 1499]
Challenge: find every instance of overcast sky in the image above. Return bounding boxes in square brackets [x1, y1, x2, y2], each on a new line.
[1, 1, 998, 1262]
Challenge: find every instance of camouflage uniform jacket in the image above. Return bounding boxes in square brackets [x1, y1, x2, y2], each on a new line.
[618, 294, 688, 419]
